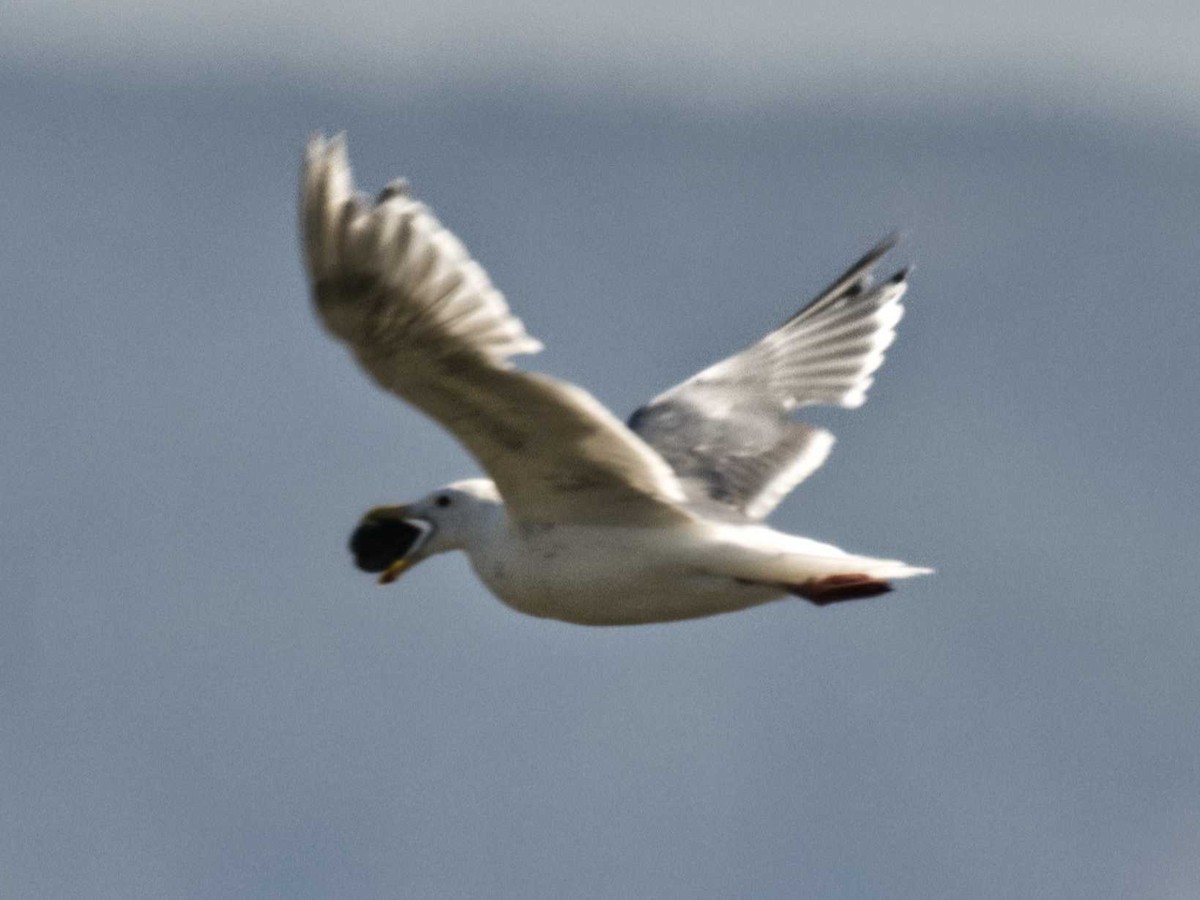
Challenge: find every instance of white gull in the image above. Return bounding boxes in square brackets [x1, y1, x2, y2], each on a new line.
[302, 135, 932, 625]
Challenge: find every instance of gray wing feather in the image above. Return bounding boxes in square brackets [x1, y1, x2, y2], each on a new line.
[629, 237, 908, 520]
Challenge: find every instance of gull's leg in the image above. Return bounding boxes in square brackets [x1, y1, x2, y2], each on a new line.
[787, 574, 893, 606]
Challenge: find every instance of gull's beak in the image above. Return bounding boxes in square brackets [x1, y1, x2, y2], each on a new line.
[349, 506, 433, 586]
[378, 557, 414, 585]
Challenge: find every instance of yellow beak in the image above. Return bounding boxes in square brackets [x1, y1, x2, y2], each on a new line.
[378, 556, 414, 585]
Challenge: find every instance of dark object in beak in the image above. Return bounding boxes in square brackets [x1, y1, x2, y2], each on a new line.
[349, 518, 426, 573]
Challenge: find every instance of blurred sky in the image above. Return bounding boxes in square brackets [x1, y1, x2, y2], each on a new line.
[2, 3, 1199, 898]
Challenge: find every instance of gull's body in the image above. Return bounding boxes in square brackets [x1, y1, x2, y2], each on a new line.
[408, 481, 925, 625]
[302, 135, 931, 625]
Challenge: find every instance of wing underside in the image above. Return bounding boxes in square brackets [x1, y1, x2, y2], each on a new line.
[628, 237, 909, 521]
[303, 135, 691, 526]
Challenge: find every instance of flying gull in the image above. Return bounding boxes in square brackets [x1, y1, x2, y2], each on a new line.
[302, 135, 932, 625]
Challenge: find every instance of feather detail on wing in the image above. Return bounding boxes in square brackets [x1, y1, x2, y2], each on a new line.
[302, 134, 690, 526]
[629, 236, 908, 521]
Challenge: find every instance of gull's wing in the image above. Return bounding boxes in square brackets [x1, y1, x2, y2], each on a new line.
[628, 238, 908, 521]
[303, 135, 690, 526]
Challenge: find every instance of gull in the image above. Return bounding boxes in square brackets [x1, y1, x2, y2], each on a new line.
[302, 135, 932, 625]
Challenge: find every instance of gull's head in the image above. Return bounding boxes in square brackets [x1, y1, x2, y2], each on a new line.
[348, 479, 501, 585]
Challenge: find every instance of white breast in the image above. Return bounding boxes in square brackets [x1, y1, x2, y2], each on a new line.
[463, 519, 784, 625]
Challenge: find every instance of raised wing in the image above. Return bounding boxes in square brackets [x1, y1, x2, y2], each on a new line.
[302, 135, 690, 526]
[628, 238, 908, 521]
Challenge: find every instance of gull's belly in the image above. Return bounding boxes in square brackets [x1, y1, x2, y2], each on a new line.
[467, 524, 784, 625]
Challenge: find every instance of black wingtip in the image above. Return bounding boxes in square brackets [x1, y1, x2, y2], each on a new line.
[377, 178, 410, 204]
[830, 234, 899, 287]
[858, 231, 900, 267]
[782, 232, 905, 327]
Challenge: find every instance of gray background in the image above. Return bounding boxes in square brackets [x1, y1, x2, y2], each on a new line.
[3, 3, 1199, 897]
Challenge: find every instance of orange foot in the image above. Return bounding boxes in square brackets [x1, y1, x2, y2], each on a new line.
[788, 574, 893, 607]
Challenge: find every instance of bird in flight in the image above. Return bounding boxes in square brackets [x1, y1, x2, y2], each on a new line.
[301, 135, 931, 625]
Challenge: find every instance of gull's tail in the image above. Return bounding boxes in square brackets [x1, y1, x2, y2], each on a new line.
[701, 525, 933, 607]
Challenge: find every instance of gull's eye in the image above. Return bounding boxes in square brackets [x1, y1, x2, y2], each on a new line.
[435, 494, 452, 508]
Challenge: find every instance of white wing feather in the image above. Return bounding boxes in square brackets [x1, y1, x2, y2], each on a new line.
[691, 256, 907, 412]
[302, 135, 690, 526]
